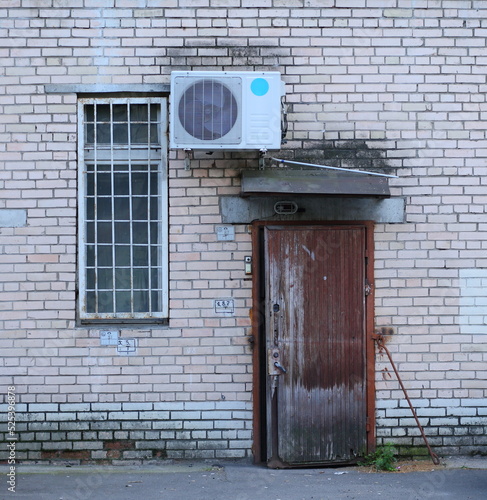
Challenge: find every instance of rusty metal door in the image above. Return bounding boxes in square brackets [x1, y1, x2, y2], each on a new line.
[264, 225, 367, 467]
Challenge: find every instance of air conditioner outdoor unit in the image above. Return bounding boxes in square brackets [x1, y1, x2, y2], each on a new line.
[170, 71, 285, 150]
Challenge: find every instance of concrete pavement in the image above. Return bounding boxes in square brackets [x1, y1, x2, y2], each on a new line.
[1, 457, 486, 500]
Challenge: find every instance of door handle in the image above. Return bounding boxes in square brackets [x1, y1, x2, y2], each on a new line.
[268, 348, 286, 375]
[273, 361, 287, 374]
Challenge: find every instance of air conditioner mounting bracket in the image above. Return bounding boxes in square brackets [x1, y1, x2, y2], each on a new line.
[184, 148, 193, 171]
[259, 148, 268, 170]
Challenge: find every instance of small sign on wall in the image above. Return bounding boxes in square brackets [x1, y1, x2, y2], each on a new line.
[216, 225, 235, 241]
[117, 338, 138, 356]
[100, 330, 119, 345]
[214, 298, 235, 315]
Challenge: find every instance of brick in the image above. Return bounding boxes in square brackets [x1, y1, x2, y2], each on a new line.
[215, 449, 247, 458]
[41, 450, 90, 460]
[103, 440, 135, 451]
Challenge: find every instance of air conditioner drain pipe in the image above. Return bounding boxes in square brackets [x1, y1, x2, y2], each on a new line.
[373, 333, 441, 466]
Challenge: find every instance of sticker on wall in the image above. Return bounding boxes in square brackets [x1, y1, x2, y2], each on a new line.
[214, 299, 235, 315]
[100, 330, 119, 345]
[216, 225, 235, 241]
[117, 338, 138, 356]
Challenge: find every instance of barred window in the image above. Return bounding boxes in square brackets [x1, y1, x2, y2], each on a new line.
[77, 98, 168, 322]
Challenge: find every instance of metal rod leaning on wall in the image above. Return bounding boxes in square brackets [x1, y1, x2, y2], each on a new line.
[373, 333, 441, 466]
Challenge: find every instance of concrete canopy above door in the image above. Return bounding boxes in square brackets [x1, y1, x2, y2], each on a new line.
[241, 169, 391, 197]
[220, 168, 405, 224]
[220, 196, 405, 224]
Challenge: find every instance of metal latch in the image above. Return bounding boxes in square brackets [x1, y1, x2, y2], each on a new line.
[268, 348, 287, 375]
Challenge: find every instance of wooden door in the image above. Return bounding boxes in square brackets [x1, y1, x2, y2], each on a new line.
[263, 225, 369, 467]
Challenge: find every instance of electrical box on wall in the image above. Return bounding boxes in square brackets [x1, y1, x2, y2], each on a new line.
[170, 71, 285, 151]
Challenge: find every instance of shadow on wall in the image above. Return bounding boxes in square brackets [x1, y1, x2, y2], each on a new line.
[280, 140, 395, 176]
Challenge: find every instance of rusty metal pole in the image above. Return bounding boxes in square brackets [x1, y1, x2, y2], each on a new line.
[374, 333, 440, 466]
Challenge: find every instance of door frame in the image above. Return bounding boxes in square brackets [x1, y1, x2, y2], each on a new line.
[251, 220, 376, 465]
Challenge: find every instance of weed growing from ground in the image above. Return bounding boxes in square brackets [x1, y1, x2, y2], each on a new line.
[359, 443, 397, 471]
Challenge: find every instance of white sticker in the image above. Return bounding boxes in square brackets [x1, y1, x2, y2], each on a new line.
[214, 299, 235, 315]
[100, 330, 119, 345]
[216, 225, 235, 241]
[117, 338, 138, 356]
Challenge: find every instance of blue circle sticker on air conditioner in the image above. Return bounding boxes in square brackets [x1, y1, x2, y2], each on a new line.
[251, 78, 269, 96]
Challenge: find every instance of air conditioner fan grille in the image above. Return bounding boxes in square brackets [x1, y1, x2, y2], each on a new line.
[178, 79, 238, 141]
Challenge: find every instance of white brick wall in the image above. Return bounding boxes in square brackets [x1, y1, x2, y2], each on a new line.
[1, 0, 487, 462]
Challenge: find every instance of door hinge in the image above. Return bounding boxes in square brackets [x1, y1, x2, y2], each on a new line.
[365, 279, 373, 296]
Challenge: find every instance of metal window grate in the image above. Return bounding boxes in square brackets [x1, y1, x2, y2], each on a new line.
[78, 98, 168, 321]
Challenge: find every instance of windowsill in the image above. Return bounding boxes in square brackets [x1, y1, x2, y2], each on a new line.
[77, 318, 169, 328]
[45, 83, 170, 95]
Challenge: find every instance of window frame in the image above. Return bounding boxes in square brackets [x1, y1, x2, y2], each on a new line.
[77, 96, 168, 323]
